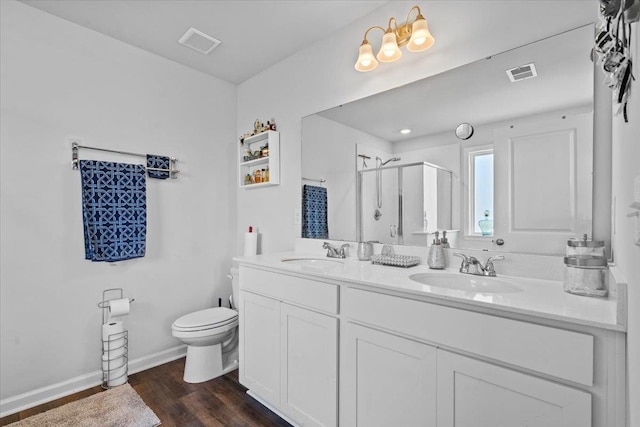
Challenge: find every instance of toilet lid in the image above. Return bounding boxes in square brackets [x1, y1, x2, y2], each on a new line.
[173, 307, 238, 331]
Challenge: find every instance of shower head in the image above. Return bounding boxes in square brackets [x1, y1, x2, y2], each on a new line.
[381, 157, 401, 166]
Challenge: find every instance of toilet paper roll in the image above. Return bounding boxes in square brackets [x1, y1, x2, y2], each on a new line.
[102, 321, 125, 354]
[102, 343, 125, 359]
[108, 298, 130, 318]
[244, 231, 258, 256]
[106, 365, 128, 387]
[102, 321, 124, 340]
[102, 355, 126, 371]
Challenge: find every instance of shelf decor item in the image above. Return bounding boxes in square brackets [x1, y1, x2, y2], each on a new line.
[239, 118, 276, 143]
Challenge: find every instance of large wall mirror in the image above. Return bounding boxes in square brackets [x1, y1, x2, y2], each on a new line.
[302, 25, 598, 255]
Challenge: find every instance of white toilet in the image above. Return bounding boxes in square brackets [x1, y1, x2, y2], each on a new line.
[171, 268, 240, 383]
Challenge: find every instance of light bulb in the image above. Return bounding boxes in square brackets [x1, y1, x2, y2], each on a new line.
[377, 30, 402, 63]
[355, 40, 378, 72]
[407, 14, 435, 52]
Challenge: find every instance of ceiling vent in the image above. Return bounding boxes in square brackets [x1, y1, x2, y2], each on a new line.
[506, 63, 538, 82]
[178, 27, 221, 55]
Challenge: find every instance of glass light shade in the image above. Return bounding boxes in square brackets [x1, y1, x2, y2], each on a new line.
[407, 15, 435, 52]
[355, 41, 378, 72]
[376, 30, 402, 62]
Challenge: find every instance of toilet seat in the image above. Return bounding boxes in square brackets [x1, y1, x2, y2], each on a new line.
[172, 307, 238, 333]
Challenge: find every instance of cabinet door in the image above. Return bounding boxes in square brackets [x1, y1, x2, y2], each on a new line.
[239, 291, 281, 406]
[280, 303, 338, 427]
[342, 322, 437, 427]
[436, 350, 591, 427]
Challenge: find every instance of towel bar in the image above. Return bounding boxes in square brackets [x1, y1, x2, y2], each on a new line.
[72, 142, 180, 179]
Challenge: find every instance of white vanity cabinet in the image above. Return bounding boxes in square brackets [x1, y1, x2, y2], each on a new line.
[239, 266, 339, 427]
[239, 291, 281, 405]
[280, 303, 338, 426]
[341, 286, 622, 427]
[341, 322, 437, 427]
[238, 259, 625, 427]
[437, 350, 591, 427]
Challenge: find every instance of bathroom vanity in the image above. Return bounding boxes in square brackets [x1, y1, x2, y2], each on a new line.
[235, 248, 626, 427]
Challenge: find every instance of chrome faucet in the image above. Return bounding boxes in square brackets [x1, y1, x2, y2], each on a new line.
[323, 242, 349, 259]
[453, 253, 504, 277]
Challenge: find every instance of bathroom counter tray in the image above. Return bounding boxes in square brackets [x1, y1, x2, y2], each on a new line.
[371, 254, 420, 268]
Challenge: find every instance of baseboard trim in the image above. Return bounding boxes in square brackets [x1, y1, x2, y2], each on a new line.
[0, 345, 186, 418]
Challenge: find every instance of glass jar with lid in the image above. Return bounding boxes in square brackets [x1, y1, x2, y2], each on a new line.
[563, 255, 608, 297]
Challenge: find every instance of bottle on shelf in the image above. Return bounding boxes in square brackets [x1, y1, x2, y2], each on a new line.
[478, 210, 494, 236]
[254, 169, 262, 183]
[264, 166, 270, 182]
[244, 174, 252, 185]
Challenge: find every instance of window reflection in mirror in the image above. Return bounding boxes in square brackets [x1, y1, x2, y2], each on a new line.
[470, 149, 494, 236]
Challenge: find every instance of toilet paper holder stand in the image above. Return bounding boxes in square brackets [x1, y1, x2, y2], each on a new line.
[98, 288, 134, 389]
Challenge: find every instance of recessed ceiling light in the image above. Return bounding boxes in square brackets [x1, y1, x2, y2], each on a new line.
[400, 128, 412, 134]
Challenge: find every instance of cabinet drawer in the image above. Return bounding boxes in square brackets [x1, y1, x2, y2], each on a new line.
[344, 287, 594, 386]
[240, 266, 339, 314]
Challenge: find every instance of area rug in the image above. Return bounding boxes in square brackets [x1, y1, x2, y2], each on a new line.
[8, 383, 161, 427]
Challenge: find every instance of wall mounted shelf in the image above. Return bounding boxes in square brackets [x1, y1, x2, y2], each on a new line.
[239, 130, 279, 189]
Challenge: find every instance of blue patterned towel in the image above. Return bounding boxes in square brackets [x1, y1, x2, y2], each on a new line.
[146, 155, 170, 179]
[302, 185, 328, 239]
[80, 160, 147, 262]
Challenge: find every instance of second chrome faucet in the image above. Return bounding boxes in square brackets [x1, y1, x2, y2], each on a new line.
[453, 253, 504, 277]
[323, 242, 350, 259]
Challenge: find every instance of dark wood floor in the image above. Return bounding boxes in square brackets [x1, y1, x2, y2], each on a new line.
[1, 358, 292, 427]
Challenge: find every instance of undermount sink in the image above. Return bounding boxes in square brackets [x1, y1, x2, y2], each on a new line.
[409, 273, 523, 294]
[280, 257, 344, 267]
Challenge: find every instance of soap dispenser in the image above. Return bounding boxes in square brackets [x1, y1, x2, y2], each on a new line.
[428, 233, 446, 269]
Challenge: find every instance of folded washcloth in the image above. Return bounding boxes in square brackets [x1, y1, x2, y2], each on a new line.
[302, 185, 329, 239]
[146, 154, 170, 179]
[79, 160, 147, 262]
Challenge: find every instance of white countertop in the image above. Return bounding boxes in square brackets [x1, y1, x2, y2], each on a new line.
[234, 251, 625, 332]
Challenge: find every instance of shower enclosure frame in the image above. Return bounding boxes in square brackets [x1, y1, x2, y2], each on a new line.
[357, 161, 454, 245]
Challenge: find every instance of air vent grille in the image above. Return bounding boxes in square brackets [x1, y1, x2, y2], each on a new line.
[506, 63, 538, 82]
[178, 27, 221, 55]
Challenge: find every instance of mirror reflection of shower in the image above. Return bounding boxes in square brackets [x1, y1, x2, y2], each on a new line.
[357, 161, 454, 246]
[375, 156, 401, 209]
[358, 154, 371, 169]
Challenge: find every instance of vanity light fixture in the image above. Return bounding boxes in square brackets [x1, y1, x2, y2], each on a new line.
[355, 5, 435, 72]
[400, 128, 412, 134]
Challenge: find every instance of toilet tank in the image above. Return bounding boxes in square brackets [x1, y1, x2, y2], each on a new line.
[230, 267, 239, 311]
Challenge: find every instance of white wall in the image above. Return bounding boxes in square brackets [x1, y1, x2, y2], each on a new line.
[610, 21, 640, 427]
[0, 0, 237, 405]
[302, 115, 391, 241]
[236, 1, 598, 255]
